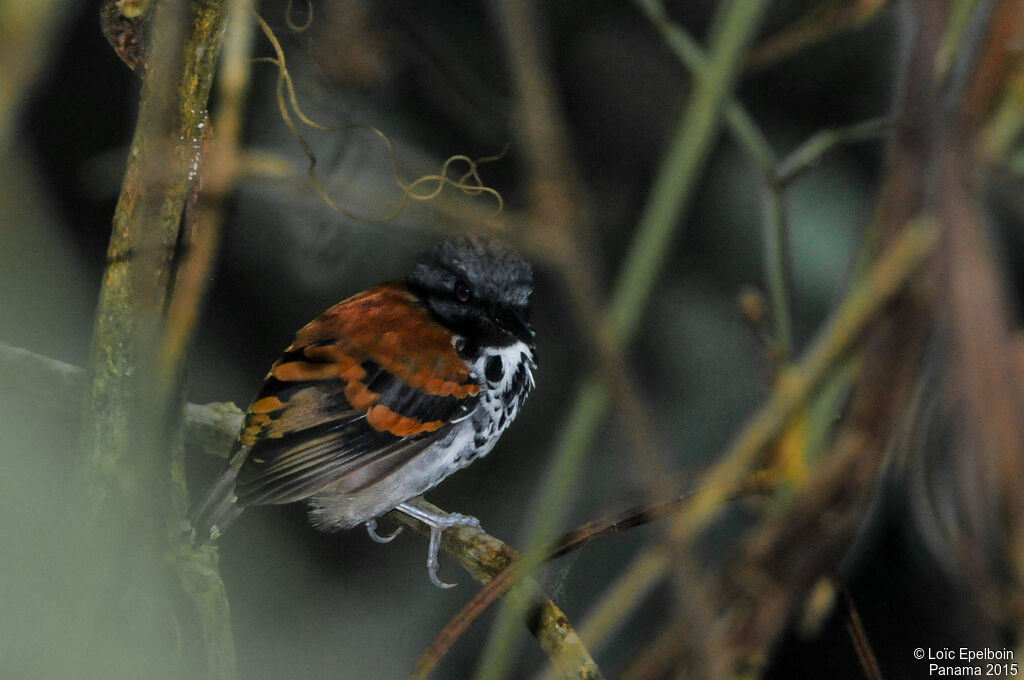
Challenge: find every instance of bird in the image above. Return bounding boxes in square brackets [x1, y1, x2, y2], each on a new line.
[190, 235, 536, 588]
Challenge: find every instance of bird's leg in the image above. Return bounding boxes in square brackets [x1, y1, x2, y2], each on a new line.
[365, 518, 403, 543]
[397, 502, 481, 589]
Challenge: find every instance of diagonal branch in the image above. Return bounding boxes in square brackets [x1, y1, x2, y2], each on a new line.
[475, 2, 771, 677]
[635, 0, 892, 365]
[0, 340, 600, 680]
[394, 499, 602, 680]
[745, 0, 891, 71]
[527, 216, 938, 674]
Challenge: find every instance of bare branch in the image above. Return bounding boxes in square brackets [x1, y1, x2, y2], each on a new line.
[535, 217, 937, 673]
[0, 339, 599, 680]
[746, 0, 891, 71]
[477, 2, 771, 676]
[394, 499, 601, 680]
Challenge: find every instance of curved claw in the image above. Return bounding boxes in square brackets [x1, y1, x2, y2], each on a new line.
[365, 519, 403, 544]
[397, 502, 483, 589]
[427, 525, 457, 589]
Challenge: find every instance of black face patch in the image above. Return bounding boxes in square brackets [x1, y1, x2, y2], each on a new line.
[406, 236, 535, 349]
[485, 355, 504, 384]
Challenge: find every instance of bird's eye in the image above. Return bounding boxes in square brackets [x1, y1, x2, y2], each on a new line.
[453, 280, 472, 303]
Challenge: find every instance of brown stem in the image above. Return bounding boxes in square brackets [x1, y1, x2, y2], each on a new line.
[745, 0, 891, 71]
[79, 1, 234, 677]
[394, 499, 603, 680]
[838, 581, 884, 680]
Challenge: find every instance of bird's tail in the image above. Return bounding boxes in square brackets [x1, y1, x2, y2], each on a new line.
[189, 461, 244, 542]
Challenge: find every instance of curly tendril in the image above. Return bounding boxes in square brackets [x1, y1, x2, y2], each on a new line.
[254, 11, 504, 223]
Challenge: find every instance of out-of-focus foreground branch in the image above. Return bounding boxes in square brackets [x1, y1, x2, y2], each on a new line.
[711, 1, 1024, 675]
[475, 1, 771, 677]
[80, 0, 233, 677]
[0, 339, 602, 680]
[0, 339, 242, 457]
[486, 1, 1022, 677]
[0, 1, 75, 143]
[427, 213, 937, 680]
[745, 0, 891, 71]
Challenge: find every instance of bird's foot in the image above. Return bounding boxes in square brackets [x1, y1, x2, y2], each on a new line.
[365, 518, 403, 543]
[397, 502, 482, 589]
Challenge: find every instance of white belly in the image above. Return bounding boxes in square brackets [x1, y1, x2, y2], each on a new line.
[307, 340, 535, 529]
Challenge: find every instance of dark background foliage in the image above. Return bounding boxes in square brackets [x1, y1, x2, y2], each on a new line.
[2, 1, 1021, 678]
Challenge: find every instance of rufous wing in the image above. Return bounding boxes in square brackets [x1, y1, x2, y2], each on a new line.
[232, 283, 479, 506]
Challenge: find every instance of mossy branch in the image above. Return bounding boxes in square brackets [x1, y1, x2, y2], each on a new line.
[80, 0, 228, 531]
[0, 340, 599, 680]
[82, 1, 234, 677]
[394, 499, 602, 680]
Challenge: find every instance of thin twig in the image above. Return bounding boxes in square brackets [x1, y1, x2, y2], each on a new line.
[547, 475, 774, 561]
[412, 561, 524, 680]
[498, 0, 672, 530]
[837, 581, 884, 680]
[633, 0, 792, 362]
[745, 0, 891, 72]
[776, 117, 893, 184]
[0, 339, 599, 680]
[664, 217, 936, 547]
[644, 0, 800, 363]
[476, 3, 771, 677]
[534, 218, 936, 673]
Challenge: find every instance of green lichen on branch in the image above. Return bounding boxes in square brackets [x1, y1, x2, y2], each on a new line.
[396, 498, 604, 680]
[78, 0, 233, 677]
[0, 336, 593, 680]
[80, 0, 227, 529]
